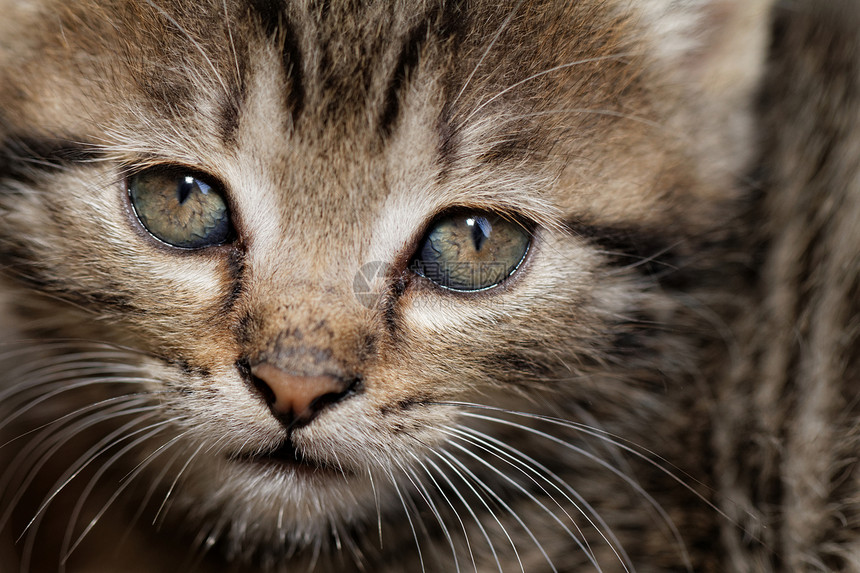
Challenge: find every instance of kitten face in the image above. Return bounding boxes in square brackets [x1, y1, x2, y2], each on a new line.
[0, 0, 770, 569]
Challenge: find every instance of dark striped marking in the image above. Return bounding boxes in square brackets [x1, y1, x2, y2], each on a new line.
[378, 395, 432, 418]
[217, 55, 248, 145]
[233, 311, 262, 347]
[435, 104, 459, 177]
[0, 135, 101, 184]
[0, 246, 141, 315]
[250, 0, 284, 37]
[385, 3, 468, 143]
[135, 69, 194, 121]
[172, 357, 212, 378]
[383, 274, 408, 337]
[249, 0, 304, 122]
[221, 247, 247, 314]
[566, 220, 684, 279]
[379, 20, 431, 137]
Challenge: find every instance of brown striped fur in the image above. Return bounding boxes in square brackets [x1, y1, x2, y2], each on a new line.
[0, 0, 856, 571]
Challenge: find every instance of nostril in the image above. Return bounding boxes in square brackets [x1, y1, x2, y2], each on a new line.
[310, 377, 361, 411]
[248, 362, 355, 426]
[250, 372, 277, 406]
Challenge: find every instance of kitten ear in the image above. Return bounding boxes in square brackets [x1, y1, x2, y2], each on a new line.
[638, 0, 775, 104]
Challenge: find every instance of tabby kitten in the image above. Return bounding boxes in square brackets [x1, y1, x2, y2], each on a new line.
[0, 0, 857, 571]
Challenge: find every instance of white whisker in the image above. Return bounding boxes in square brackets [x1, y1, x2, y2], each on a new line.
[438, 448, 556, 573]
[152, 440, 207, 526]
[387, 467, 426, 573]
[43, 421, 173, 572]
[400, 461, 460, 573]
[0, 390, 172, 451]
[480, 107, 665, 131]
[425, 456, 501, 573]
[63, 426, 189, 563]
[0, 401, 158, 534]
[451, 0, 525, 108]
[456, 424, 635, 573]
[0, 362, 146, 401]
[453, 406, 694, 571]
[460, 404, 719, 513]
[367, 467, 383, 549]
[116, 440, 192, 556]
[433, 448, 524, 573]
[17, 415, 173, 541]
[442, 426, 604, 572]
[222, 0, 241, 89]
[459, 53, 636, 128]
[411, 455, 479, 573]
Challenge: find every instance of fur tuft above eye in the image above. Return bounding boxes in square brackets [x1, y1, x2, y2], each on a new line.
[127, 167, 233, 249]
[409, 210, 530, 291]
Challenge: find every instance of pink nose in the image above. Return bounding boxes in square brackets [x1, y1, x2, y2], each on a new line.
[251, 363, 350, 423]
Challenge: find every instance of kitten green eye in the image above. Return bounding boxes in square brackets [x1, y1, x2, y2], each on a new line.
[128, 167, 232, 249]
[410, 211, 530, 291]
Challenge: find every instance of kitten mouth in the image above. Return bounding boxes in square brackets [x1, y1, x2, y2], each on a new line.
[235, 441, 343, 475]
[264, 442, 313, 465]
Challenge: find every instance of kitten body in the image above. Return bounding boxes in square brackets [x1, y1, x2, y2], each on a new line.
[0, 0, 856, 571]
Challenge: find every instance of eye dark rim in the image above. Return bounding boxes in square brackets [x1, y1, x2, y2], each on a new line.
[125, 164, 236, 250]
[407, 208, 534, 293]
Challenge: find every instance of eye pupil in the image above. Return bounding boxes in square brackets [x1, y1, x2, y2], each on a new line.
[469, 216, 491, 251]
[177, 178, 195, 204]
